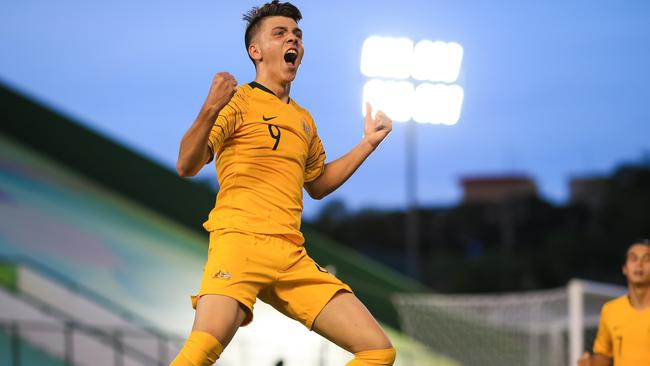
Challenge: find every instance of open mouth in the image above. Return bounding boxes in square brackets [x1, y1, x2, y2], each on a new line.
[284, 49, 298, 66]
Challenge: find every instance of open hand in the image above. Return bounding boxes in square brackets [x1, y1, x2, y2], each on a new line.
[363, 102, 392, 149]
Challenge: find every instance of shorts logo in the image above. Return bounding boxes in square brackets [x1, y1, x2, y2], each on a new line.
[213, 270, 232, 280]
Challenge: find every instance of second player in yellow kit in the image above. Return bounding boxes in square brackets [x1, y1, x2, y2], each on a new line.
[593, 295, 650, 366]
[578, 241, 650, 366]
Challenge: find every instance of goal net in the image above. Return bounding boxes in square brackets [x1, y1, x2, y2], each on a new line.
[392, 279, 625, 366]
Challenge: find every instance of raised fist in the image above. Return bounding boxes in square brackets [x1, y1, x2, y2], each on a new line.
[204, 72, 238, 111]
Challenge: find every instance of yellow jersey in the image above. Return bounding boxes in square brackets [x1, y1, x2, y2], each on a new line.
[593, 295, 650, 366]
[202, 82, 326, 245]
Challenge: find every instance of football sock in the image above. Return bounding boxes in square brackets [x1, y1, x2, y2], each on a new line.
[346, 347, 397, 366]
[170, 331, 224, 366]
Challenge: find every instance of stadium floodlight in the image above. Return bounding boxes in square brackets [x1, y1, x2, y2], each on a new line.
[362, 79, 414, 123]
[360, 35, 465, 280]
[411, 40, 464, 83]
[360, 36, 414, 80]
[360, 35, 464, 126]
[412, 83, 464, 125]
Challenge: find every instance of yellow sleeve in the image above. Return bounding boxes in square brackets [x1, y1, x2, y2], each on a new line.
[593, 303, 613, 357]
[206, 96, 244, 162]
[304, 120, 326, 183]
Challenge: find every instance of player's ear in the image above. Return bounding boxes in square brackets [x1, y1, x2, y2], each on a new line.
[249, 42, 262, 63]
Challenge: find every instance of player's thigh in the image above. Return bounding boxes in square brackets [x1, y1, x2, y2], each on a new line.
[192, 294, 248, 349]
[312, 291, 392, 353]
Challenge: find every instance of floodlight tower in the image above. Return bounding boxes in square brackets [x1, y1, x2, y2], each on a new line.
[361, 36, 464, 280]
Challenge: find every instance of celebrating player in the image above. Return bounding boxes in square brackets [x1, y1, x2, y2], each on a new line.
[578, 239, 650, 366]
[171, 1, 395, 365]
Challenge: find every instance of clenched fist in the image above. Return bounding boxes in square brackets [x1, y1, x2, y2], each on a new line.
[204, 72, 238, 112]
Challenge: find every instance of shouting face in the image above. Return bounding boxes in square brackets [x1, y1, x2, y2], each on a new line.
[248, 16, 304, 84]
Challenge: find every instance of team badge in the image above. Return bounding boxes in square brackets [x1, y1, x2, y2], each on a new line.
[302, 118, 311, 139]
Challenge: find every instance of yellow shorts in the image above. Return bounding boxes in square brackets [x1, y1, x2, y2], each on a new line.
[192, 229, 352, 329]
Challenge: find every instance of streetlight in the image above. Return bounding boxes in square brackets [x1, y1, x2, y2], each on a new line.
[360, 36, 464, 280]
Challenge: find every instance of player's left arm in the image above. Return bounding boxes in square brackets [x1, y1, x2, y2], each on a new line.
[304, 103, 391, 199]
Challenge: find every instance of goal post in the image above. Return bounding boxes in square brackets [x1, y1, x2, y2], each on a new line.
[393, 279, 626, 366]
[567, 279, 627, 365]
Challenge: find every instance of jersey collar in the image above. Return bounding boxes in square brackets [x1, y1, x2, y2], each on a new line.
[249, 81, 291, 104]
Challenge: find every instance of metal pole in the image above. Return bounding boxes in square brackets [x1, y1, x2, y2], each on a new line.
[568, 279, 584, 366]
[405, 120, 420, 280]
[10, 323, 20, 366]
[158, 335, 168, 366]
[64, 322, 74, 366]
[113, 330, 123, 366]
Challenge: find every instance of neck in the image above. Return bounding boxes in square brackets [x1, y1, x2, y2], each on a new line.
[254, 70, 291, 103]
[628, 283, 650, 310]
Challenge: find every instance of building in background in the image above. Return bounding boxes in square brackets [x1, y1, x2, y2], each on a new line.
[569, 176, 609, 210]
[461, 175, 538, 205]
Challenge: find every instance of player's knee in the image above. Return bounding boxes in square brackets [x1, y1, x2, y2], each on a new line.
[349, 347, 397, 366]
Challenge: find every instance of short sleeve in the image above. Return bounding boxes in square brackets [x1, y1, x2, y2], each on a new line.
[206, 95, 244, 163]
[593, 303, 613, 357]
[304, 120, 326, 182]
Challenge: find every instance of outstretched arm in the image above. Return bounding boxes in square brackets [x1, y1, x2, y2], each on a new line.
[176, 72, 237, 177]
[304, 103, 392, 199]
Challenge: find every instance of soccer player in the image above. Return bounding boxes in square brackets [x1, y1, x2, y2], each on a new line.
[171, 1, 396, 365]
[577, 240, 650, 366]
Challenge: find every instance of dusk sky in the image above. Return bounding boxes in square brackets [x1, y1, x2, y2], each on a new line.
[2, 1, 649, 218]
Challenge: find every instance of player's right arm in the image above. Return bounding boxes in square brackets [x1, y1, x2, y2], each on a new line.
[176, 72, 237, 177]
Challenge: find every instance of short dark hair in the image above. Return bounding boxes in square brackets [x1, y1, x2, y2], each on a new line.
[625, 238, 650, 261]
[243, 1, 302, 65]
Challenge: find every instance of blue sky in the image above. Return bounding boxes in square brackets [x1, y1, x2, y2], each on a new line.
[2, 1, 649, 218]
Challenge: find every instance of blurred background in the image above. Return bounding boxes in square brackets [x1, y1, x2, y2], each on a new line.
[1, 1, 649, 365]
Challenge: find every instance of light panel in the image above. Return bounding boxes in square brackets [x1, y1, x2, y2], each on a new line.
[412, 83, 464, 125]
[360, 36, 414, 80]
[364, 81, 464, 125]
[411, 40, 464, 83]
[360, 36, 464, 125]
[362, 79, 414, 123]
